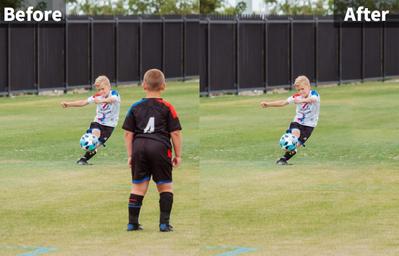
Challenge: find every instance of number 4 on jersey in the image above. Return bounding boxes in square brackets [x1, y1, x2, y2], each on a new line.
[144, 117, 155, 133]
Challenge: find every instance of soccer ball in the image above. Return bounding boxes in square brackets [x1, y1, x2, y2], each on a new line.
[279, 133, 298, 151]
[80, 133, 99, 151]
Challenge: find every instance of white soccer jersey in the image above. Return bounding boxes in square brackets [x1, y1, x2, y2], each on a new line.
[286, 90, 320, 127]
[87, 90, 121, 127]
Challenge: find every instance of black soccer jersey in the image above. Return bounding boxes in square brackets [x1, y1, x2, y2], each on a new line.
[122, 98, 182, 148]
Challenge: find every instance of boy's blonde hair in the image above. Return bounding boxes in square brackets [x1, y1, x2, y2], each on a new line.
[143, 69, 165, 91]
[94, 75, 111, 88]
[294, 75, 310, 88]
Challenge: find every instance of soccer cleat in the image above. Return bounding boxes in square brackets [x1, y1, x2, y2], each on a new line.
[276, 158, 288, 165]
[76, 158, 88, 165]
[127, 223, 143, 231]
[159, 224, 173, 232]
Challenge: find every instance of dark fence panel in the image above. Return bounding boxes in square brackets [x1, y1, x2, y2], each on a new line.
[185, 21, 199, 77]
[293, 22, 315, 82]
[238, 23, 264, 89]
[142, 22, 163, 73]
[364, 23, 382, 79]
[117, 22, 139, 82]
[165, 22, 183, 78]
[385, 22, 399, 77]
[341, 23, 362, 80]
[209, 23, 235, 91]
[38, 24, 65, 89]
[2, 15, 199, 96]
[199, 21, 208, 94]
[10, 24, 35, 91]
[67, 23, 90, 87]
[93, 22, 115, 82]
[0, 25, 7, 93]
[267, 23, 290, 86]
[317, 22, 338, 82]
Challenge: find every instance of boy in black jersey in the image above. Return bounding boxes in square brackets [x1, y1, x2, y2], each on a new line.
[122, 69, 182, 232]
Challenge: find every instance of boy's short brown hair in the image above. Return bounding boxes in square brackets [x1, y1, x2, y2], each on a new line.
[143, 69, 165, 91]
[94, 75, 111, 88]
[294, 75, 310, 88]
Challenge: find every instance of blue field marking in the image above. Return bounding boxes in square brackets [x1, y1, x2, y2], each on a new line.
[18, 246, 56, 256]
[207, 246, 257, 256]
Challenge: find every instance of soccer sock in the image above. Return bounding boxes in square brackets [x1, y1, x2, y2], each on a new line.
[159, 192, 173, 225]
[283, 150, 297, 161]
[128, 194, 144, 224]
[83, 150, 96, 161]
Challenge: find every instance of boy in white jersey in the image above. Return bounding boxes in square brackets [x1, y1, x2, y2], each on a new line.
[260, 75, 320, 165]
[61, 75, 121, 165]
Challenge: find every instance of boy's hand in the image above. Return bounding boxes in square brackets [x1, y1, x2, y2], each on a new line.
[94, 97, 103, 104]
[61, 102, 68, 108]
[294, 98, 303, 104]
[260, 101, 268, 108]
[172, 156, 182, 168]
[127, 156, 132, 168]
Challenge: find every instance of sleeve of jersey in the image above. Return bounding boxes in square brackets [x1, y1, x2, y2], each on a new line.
[87, 96, 94, 104]
[167, 105, 182, 132]
[110, 91, 120, 103]
[122, 109, 136, 132]
[286, 96, 294, 104]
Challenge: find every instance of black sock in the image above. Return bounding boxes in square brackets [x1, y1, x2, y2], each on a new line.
[128, 194, 144, 224]
[283, 150, 296, 161]
[159, 192, 173, 225]
[83, 150, 96, 161]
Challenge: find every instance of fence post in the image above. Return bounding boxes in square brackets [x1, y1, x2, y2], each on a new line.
[361, 21, 365, 82]
[89, 17, 94, 87]
[338, 19, 342, 85]
[64, 16, 69, 93]
[314, 16, 318, 87]
[235, 16, 240, 95]
[264, 16, 268, 93]
[115, 16, 119, 87]
[182, 16, 186, 81]
[139, 16, 143, 84]
[7, 23, 11, 96]
[35, 23, 40, 94]
[207, 17, 211, 96]
[162, 16, 166, 74]
[382, 21, 385, 82]
[289, 17, 293, 89]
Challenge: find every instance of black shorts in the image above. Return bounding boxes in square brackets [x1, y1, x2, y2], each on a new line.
[88, 122, 114, 145]
[287, 122, 314, 145]
[131, 138, 173, 185]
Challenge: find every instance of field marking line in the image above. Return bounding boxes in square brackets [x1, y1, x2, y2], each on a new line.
[207, 246, 257, 256]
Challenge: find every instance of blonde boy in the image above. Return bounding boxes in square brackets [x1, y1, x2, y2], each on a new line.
[61, 76, 121, 165]
[260, 75, 320, 165]
[122, 69, 182, 232]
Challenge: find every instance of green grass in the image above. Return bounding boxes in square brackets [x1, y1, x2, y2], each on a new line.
[0, 82, 199, 256]
[200, 81, 399, 256]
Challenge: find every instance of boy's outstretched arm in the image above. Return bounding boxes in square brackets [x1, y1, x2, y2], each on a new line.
[170, 130, 182, 167]
[124, 131, 134, 167]
[61, 99, 89, 108]
[260, 99, 289, 108]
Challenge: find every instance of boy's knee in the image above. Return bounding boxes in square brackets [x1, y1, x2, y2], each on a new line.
[156, 183, 173, 193]
[91, 128, 101, 138]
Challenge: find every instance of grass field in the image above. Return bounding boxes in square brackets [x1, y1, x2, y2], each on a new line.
[200, 81, 399, 256]
[0, 82, 199, 256]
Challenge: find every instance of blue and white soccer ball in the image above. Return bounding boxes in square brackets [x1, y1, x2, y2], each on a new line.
[80, 133, 99, 151]
[279, 133, 298, 151]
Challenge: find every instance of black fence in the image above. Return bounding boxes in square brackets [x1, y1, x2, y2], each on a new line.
[0, 15, 199, 96]
[199, 15, 399, 96]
